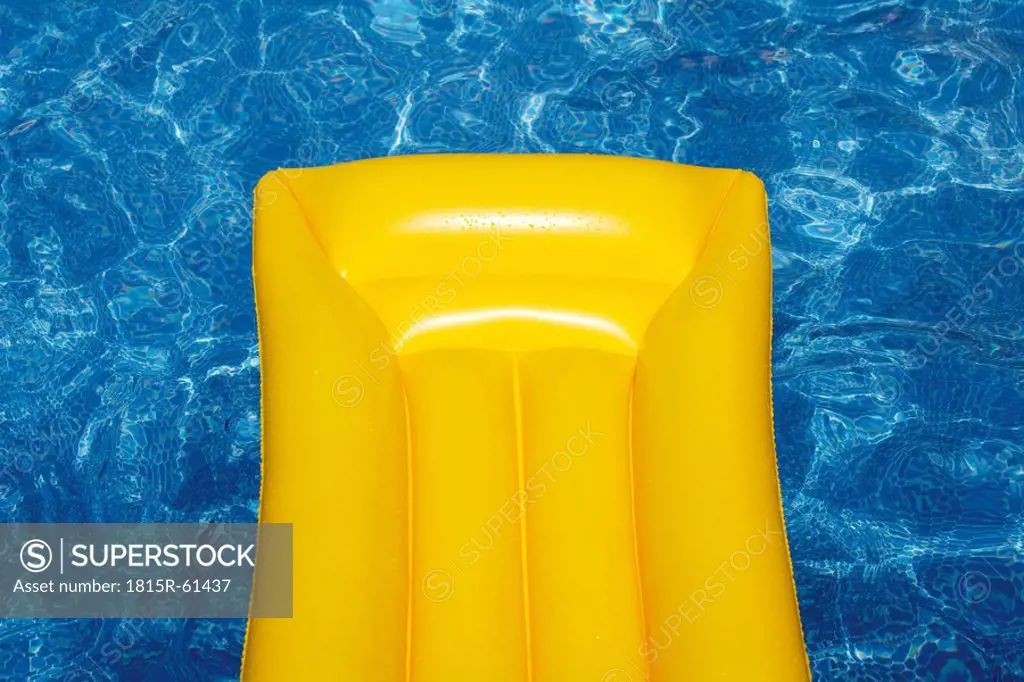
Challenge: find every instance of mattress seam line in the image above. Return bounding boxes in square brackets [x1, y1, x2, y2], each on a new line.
[403, 388, 415, 682]
[512, 356, 535, 682]
[627, 366, 652, 682]
[276, 171, 334, 267]
[700, 170, 744, 257]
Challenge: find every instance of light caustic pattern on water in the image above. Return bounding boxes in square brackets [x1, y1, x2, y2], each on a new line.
[0, 0, 1021, 680]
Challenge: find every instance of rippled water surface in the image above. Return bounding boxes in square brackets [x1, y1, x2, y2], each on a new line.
[1, 0, 1023, 679]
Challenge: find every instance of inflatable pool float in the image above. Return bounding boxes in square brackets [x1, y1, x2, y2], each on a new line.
[243, 154, 810, 681]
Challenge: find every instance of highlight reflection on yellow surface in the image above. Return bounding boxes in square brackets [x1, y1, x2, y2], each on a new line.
[244, 154, 810, 681]
[392, 307, 636, 351]
[397, 208, 623, 234]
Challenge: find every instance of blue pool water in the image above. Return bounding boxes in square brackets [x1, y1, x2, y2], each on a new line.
[1, 0, 1022, 679]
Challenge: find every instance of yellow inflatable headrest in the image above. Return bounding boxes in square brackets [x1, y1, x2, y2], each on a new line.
[243, 154, 809, 681]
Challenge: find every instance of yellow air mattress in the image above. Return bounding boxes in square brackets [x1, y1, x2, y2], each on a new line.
[243, 154, 810, 681]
